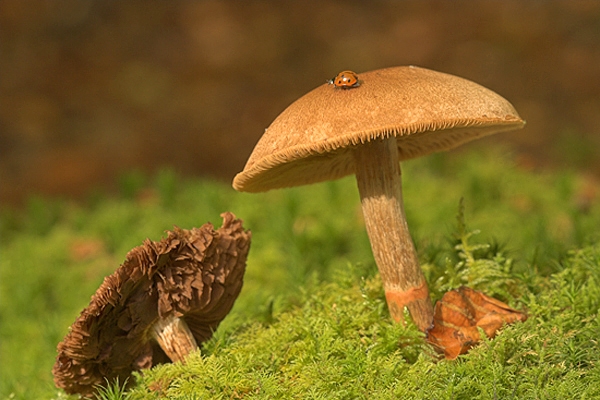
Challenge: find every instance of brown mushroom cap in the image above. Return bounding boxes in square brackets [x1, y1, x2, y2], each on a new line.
[233, 65, 525, 193]
[53, 212, 251, 397]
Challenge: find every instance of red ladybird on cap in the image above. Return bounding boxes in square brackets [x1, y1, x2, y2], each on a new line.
[329, 70, 360, 89]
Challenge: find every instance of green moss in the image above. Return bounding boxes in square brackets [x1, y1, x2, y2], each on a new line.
[2, 148, 600, 399]
[124, 241, 600, 399]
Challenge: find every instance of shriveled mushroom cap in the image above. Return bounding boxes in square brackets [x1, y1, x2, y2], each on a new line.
[233, 66, 525, 193]
[53, 212, 251, 397]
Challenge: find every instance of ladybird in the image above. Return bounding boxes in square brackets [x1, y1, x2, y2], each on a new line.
[329, 70, 360, 89]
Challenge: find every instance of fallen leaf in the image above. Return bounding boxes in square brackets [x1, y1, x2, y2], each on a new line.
[426, 287, 527, 359]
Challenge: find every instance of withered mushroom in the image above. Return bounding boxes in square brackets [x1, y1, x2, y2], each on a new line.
[232, 66, 524, 331]
[53, 212, 251, 397]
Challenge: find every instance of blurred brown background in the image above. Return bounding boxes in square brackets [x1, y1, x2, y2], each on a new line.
[1, 0, 599, 205]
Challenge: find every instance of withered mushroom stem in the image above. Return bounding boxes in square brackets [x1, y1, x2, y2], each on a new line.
[151, 314, 199, 363]
[354, 137, 433, 331]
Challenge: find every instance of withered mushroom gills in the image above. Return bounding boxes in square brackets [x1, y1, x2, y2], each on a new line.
[233, 66, 524, 331]
[53, 212, 251, 397]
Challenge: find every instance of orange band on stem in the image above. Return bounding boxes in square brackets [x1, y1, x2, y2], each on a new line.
[385, 282, 429, 312]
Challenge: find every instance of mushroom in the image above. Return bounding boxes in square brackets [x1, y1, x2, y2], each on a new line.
[232, 66, 524, 331]
[53, 212, 251, 397]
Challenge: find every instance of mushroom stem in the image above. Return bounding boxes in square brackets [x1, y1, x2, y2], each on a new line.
[152, 314, 198, 362]
[353, 137, 434, 331]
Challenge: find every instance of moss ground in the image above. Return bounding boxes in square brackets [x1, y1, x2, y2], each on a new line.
[1, 147, 600, 399]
